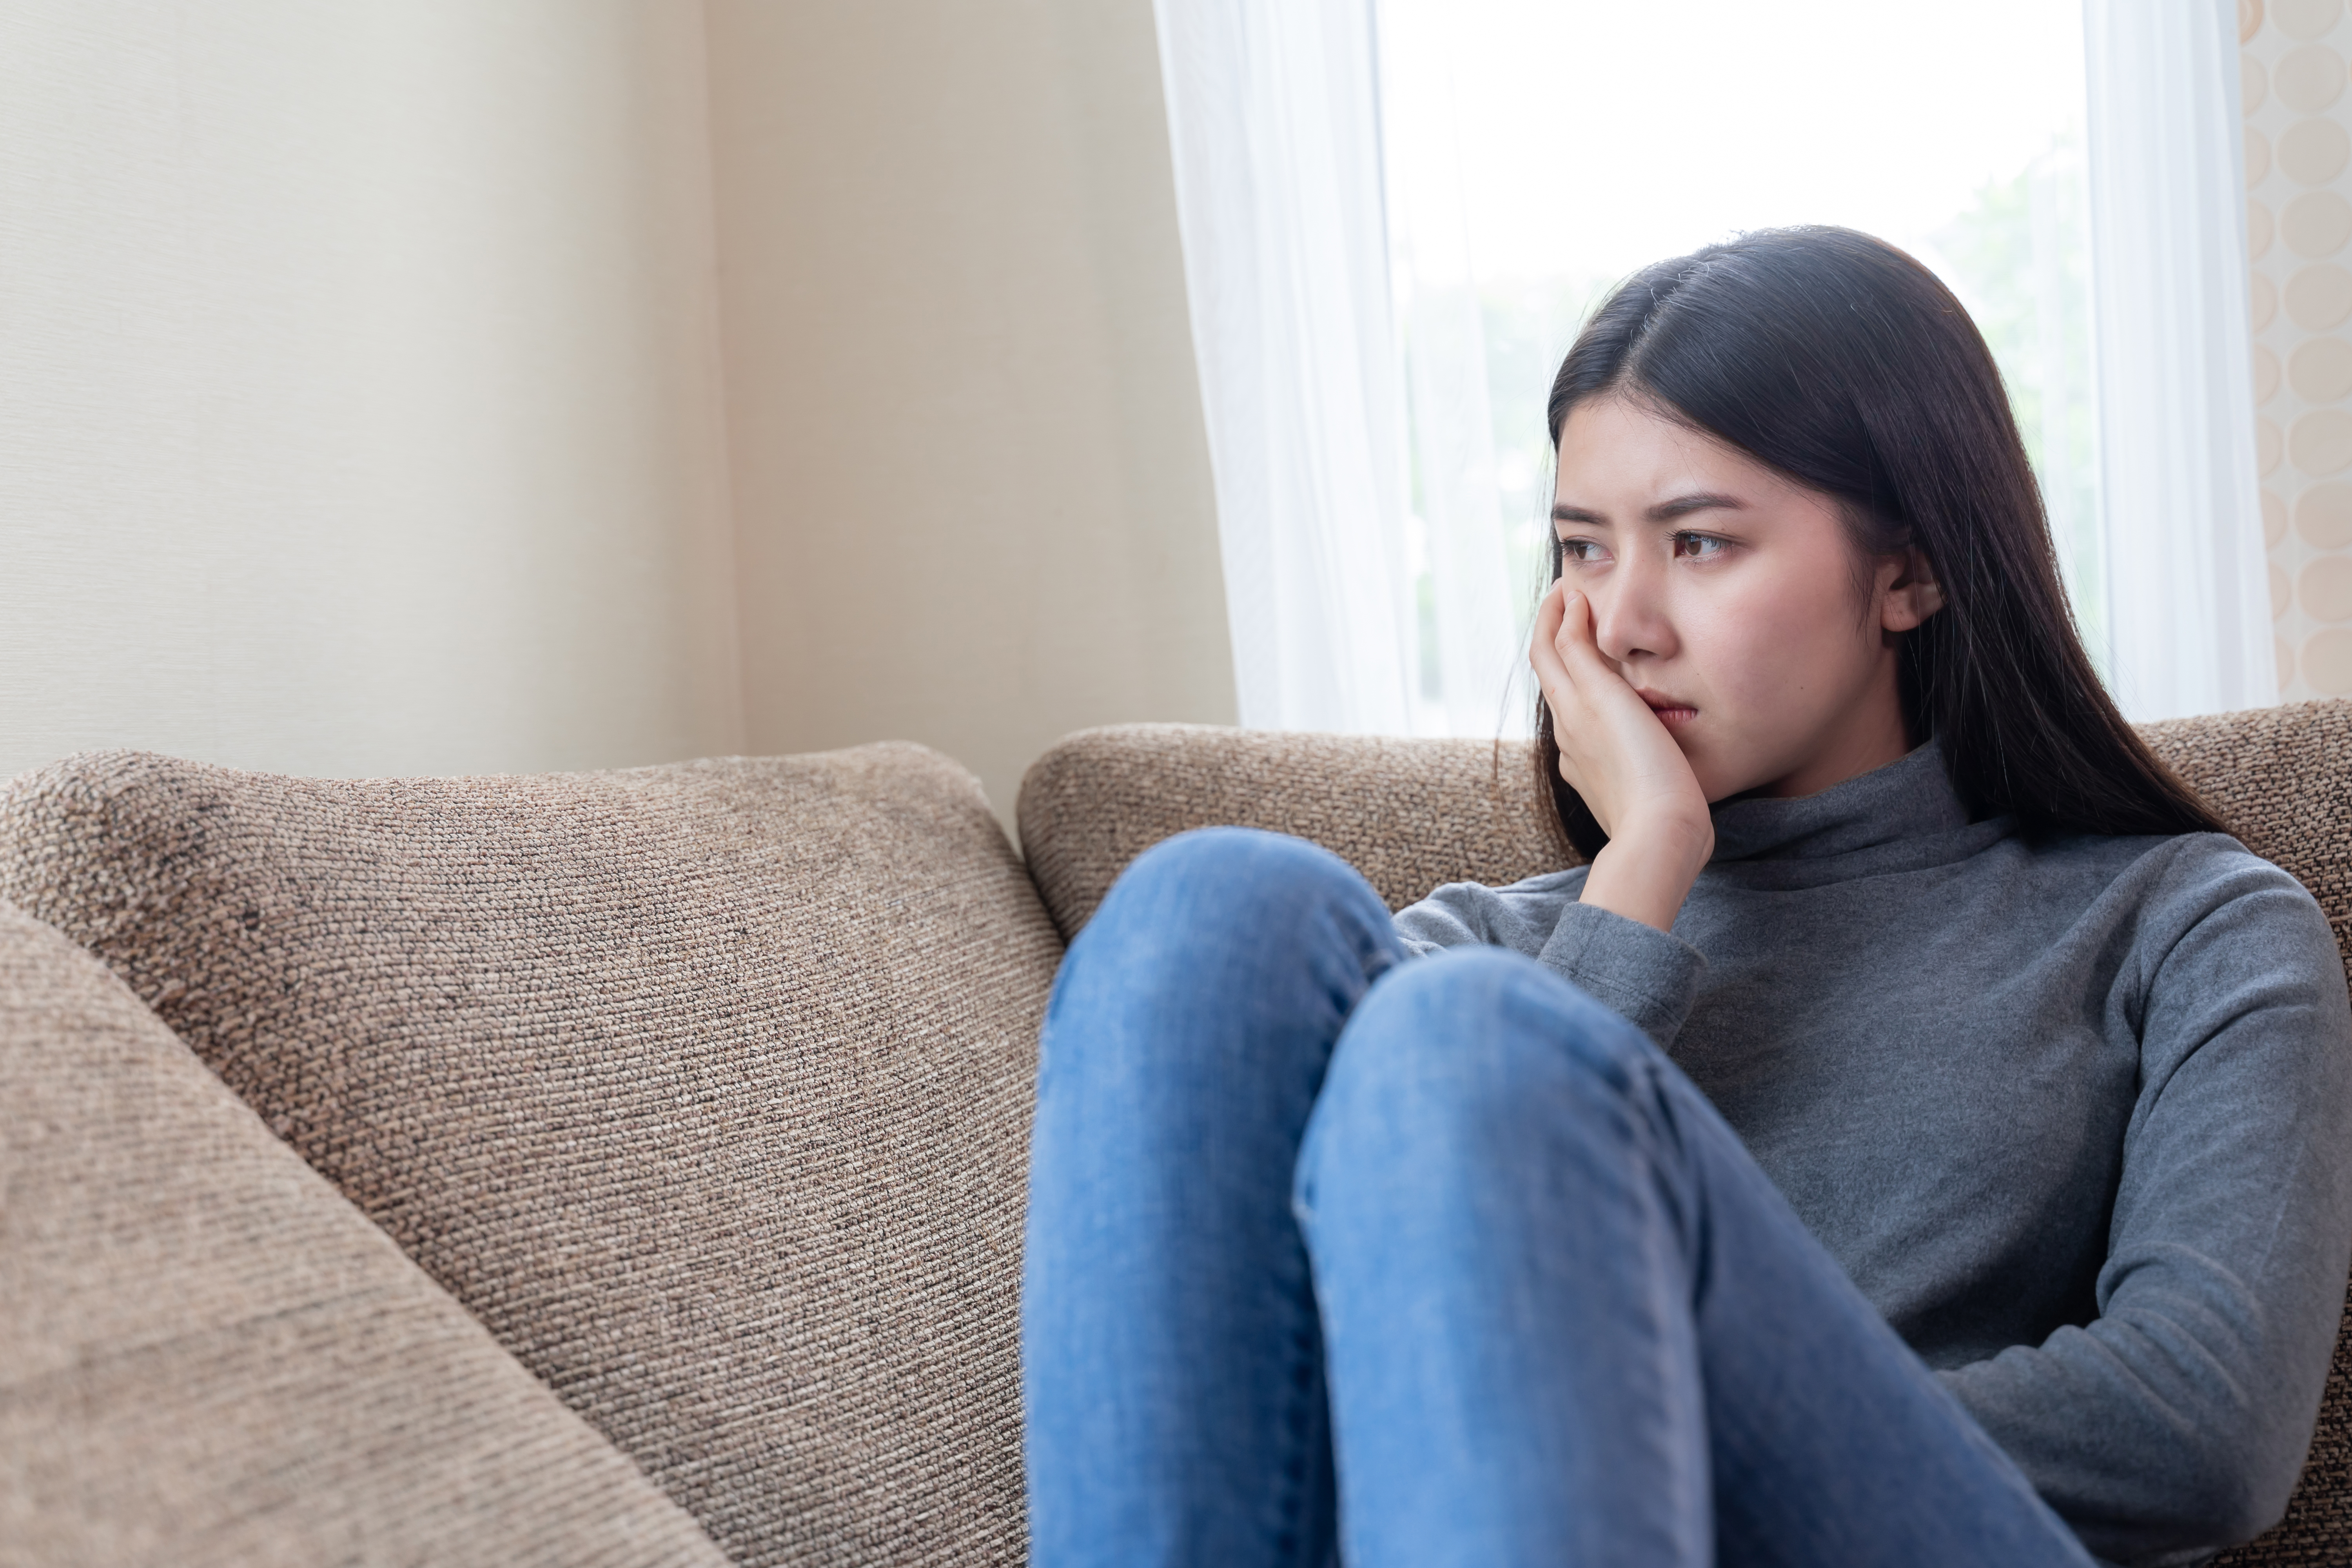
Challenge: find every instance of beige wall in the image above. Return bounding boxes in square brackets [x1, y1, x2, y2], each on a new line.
[2246, 0, 2352, 699]
[0, 0, 1231, 815]
[705, 0, 1235, 826]
[0, 1, 744, 779]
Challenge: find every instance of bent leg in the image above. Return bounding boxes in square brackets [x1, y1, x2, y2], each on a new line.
[1022, 828, 1405, 1568]
[1298, 946, 2095, 1568]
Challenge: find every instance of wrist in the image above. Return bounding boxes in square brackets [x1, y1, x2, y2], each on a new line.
[1579, 811, 1713, 933]
[1609, 807, 1715, 879]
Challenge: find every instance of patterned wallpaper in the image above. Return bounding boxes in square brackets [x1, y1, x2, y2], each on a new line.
[2245, 0, 2352, 697]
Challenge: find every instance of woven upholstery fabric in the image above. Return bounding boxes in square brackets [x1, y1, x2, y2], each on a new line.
[2143, 701, 2352, 1566]
[1017, 723, 1572, 938]
[1024, 708, 2352, 1563]
[0, 899, 727, 1568]
[0, 744, 1059, 1567]
[2143, 700, 2352, 986]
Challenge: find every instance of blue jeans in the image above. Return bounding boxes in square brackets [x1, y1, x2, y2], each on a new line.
[1021, 829, 2097, 1567]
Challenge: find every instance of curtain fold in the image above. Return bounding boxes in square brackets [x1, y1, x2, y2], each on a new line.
[2082, 0, 2276, 720]
[1377, 0, 1529, 738]
[1151, 0, 1417, 733]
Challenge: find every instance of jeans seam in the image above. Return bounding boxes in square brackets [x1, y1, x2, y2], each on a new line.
[1267, 1296, 1325, 1566]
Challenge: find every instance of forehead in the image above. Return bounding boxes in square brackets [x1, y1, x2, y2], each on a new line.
[1554, 395, 1791, 503]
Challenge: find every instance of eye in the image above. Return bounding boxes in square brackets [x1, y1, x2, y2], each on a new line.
[1671, 531, 1728, 560]
[1558, 536, 1607, 564]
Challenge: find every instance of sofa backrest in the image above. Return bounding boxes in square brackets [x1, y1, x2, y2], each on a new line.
[0, 897, 728, 1568]
[1018, 701, 2352, 1566]
[0, 744, 1060, 1566]
[1018, 722, 1571, 939]
[2141, 703, 2352, 989]
[1015, 705, 2352, 961]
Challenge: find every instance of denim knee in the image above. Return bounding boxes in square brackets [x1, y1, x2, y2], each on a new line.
[1356, 946, 1653, 1080]
[1074, 827, 1399, 984]
[1299, 947, 1664, 1191]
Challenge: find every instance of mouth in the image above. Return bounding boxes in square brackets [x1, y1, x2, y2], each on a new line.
[1637, 691, 1699, 728]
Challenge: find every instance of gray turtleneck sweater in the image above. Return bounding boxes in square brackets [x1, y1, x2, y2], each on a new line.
[1393, 741, 2352, 1567]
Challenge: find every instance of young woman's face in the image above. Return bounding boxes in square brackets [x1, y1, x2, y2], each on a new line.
[1552, 393, 1938, 801]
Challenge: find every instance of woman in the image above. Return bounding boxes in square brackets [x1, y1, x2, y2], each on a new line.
[1020, 227, 2352, 1566]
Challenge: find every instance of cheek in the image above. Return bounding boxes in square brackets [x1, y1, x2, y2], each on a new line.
[1684, 570, 1869, 710]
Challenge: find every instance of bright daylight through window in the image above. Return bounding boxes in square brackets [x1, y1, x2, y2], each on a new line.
[1376, 0, 2098, 737]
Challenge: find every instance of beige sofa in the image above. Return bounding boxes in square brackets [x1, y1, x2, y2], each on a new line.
[4, 707, 2350, 1566]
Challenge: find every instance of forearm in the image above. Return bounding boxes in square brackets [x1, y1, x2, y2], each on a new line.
[1940, 1307, 2318, 1564]
[1578, 816, 1713, 934]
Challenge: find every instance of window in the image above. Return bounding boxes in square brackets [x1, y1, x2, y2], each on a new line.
[1376, 0, 2098, 734]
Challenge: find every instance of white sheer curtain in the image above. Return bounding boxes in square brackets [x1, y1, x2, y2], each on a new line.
[1376, 1, 1528, 738]
[1151, 0, 1418, 733]
[2082, 0, 2276, 720]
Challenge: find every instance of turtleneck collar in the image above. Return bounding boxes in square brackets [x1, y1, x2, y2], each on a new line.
[1706, 739, 1982, 866]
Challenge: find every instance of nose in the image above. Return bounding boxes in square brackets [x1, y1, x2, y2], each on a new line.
[1589, 544, 1678, 666]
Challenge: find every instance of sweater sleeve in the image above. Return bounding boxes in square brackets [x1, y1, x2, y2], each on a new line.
[1394, 869, 1707, 1046]
[1940, 844, 2352, 1566]
[1534, 902, 1706, 1047]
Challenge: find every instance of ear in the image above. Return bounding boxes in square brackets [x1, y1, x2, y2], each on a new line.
[1878, 547, 1944, 633]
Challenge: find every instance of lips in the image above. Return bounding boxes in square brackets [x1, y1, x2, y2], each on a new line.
[1638, 691, 1699, 726]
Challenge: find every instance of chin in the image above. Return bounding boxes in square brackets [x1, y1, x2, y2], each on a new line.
[1688, 760, 1748, 806]
[1688, 746, 1775, 806]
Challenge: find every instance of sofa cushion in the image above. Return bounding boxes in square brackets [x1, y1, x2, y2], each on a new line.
[0, 744, 1060, 1567]
[1016, 722, 1570, 938]
[0, 898, 728, 1568]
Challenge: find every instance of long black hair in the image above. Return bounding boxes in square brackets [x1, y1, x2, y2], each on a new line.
[1535, 225, 2227, 858]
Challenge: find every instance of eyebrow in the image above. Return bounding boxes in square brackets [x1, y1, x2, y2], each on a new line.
[1552, 491, 1748, 527]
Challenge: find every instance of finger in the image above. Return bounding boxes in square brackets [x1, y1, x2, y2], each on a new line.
[1549, 593, 1659, 739]
[1530, 581, 1570, 674]
[1530, 587, 1577, 698]
[1530, 578, 1566, 652]
[1550, 589, 1615, 680]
